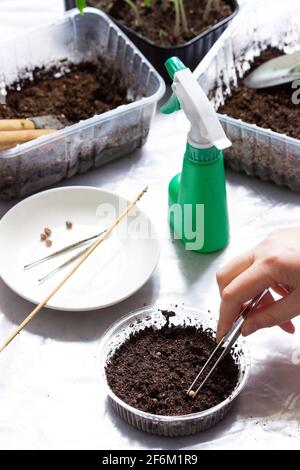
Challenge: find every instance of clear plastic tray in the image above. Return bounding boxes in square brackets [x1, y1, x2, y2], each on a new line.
[99, 305, 250, 437]
[195, 0, 300, 192]
[0, 8, 165, 200]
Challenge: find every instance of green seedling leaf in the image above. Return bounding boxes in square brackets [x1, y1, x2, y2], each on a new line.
[144, 0, 153, 6]
[159, 28, 166, 40]
[76, 0, 87, 15]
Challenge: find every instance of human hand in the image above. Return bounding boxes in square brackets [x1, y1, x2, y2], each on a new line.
[216, 228, 300, 342]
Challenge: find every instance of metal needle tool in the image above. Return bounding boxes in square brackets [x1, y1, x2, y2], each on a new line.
[24, 230, 106, 270]
[38, 243, 93, 284]
[187, 289, 269, 399]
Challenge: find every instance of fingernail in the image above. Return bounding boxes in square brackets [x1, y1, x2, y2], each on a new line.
[242, 323, 259, 337]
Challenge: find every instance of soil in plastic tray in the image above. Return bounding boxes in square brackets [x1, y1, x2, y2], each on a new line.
[0, 58, 132, 126]
[90, 0, 233, 46]
[106, 311, 239, 416]
[219, 48, 300, 140]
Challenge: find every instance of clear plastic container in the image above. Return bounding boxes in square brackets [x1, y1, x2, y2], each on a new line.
[194, 0, 300, 192]
[99, 305, 250, 437]
[0, 8, 165, 200]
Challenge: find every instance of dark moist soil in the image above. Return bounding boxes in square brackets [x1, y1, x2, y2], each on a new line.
[0, 58, 131, 126]
[106, 311, 239, 416]
[90, 0, 233, 47]
[219, 48, 300, 140]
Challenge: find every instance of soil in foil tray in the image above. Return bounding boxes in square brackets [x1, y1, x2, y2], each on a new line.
[218, 48, 300, 140]
[90, 0, 234, 47]
[0, 58, 132, 126]
[105, 311, 239, 416]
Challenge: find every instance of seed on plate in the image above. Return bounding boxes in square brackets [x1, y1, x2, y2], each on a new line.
[45, 239, 52, 248]
[44, 227, 52, 237]
[65, 220, 73, 230]
[40, 233, 47, 241]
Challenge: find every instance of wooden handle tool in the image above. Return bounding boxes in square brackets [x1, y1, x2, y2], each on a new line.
[0, 119, 35, 131]
[0, 129, 56, 151]
[0, 115, 64, 132]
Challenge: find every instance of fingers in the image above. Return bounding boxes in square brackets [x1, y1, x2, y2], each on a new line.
[216, 263, 271, 342]
[259, 289, 295, 334]
[242, 292, 299, 336]
[279, 320, 296, 334]
[216, 250, 254, 293]
[258, 289, 275, 308]
[271, 284, 291, 297]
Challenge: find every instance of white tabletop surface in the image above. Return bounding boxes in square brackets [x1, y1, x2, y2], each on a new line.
[0, 0, 300, 451]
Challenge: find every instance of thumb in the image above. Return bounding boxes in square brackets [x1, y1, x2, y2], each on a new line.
[242, 293, 299, 336]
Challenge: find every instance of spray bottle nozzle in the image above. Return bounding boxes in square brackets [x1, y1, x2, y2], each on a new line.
[160, 57, 231, 151]
[160, 57, 184, 115]
[165, 57, 186, 80]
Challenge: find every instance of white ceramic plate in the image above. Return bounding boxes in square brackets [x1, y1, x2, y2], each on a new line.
[0, 187, 160, 311]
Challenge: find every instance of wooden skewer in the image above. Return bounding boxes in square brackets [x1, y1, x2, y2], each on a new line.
[0, 186, 148, 353]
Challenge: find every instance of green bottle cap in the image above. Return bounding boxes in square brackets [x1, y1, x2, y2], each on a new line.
[186, 143, 221, 163]
[165, 57, 187, 80]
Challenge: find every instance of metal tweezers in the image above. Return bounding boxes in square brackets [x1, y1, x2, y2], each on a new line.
[24, 231, 106, 271]
[187, 289, 269, 399]
[24, 230, 106, 284]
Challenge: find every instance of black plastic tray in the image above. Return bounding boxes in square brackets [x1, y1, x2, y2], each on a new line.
[65, 0, 239, 81]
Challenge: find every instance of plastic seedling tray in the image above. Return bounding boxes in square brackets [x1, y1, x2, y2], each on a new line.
[0, 8, 165, 200]
[65, 1, 239, 82]
[195, 0, 300, 192]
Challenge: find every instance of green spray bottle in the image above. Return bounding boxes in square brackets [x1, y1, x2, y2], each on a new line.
[161, 57, 232, 253]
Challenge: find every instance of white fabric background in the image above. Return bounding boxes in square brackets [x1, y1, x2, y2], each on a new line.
[0, 0, 299, 451]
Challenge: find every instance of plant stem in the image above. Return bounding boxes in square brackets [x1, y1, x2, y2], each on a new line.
[179, 0, 188, 33]
[76, 0, 87, 15]
[173, 0, 181, 38]
[124, 0, 140, 26]
[203, 0, 214, 21]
